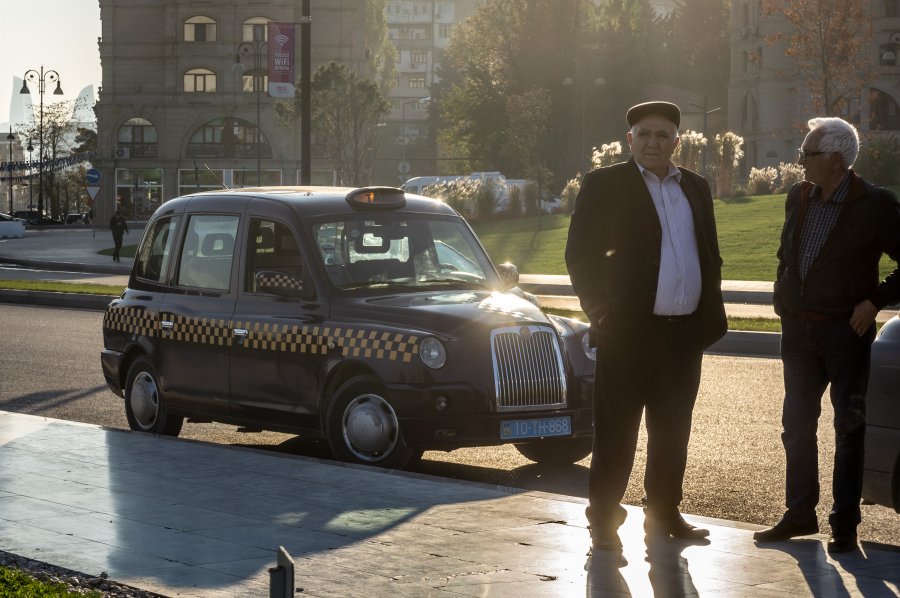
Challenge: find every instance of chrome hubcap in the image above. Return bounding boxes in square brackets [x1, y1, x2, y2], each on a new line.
[342, 394, 399, 462]
[130, 371, 159, 430]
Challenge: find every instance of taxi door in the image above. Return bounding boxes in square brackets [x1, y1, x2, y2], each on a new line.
[228, 203, 328, 429]
[157, 196, 245, 416]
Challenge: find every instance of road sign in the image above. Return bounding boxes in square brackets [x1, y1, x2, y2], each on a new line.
[398, 161, 410, 175]
[86, 186, 101, 202]
[86, 168, 101, 184]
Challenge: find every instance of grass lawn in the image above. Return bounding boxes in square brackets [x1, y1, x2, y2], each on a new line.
[472, 191, 898, 281]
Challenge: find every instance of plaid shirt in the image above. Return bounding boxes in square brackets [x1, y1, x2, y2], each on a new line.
[798, 173, 851, 280]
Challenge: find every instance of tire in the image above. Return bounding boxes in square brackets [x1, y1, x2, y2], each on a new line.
[515, 435, 593, 465]
[124, 356, 183, 436]
[325, 375, 420, 469]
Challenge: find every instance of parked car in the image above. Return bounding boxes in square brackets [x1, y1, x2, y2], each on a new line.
[13, 210, 62, 225]
[101, 186, 596, 469]
[863, 315, 900, 511]
[65, 212, 89, 225]
[0, 212, 26, 223]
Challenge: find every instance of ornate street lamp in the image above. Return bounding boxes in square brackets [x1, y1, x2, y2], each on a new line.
[234, 40, 266, 186]
[5, 129, 14, 215]
[20, 66, 63, 218]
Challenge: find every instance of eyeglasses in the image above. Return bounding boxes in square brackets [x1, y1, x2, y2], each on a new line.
[797, 148, 830, 160]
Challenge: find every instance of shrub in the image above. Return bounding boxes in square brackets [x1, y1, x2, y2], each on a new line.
[423, 179, 480, 217]
[475, 179, 497, 220]
[713, 132, 745, 197]
[561, 176, 581, 213]
[590, 142, 623, 169]
[777, 162, 804, 192]
[854, 134, 900, 186]
[747, 166, 778, 195]
[508, 185, 523, 217]
[674, 130, 707, 173]
[524, 181, 540, 216]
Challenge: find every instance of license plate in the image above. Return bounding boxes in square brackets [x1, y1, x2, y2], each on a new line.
[500, 416, 571, 440]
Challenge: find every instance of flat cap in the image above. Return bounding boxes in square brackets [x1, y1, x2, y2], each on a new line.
[626, 101, 681, 127]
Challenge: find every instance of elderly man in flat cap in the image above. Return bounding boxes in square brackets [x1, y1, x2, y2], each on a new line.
[566, 101, 727, 553]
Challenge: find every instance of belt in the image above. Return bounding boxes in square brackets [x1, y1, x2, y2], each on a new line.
[790, 311, 848, 321]
[651, 312, 696, 323]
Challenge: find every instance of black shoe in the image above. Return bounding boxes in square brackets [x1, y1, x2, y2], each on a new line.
[827, 532, 858, 554]
[588, 525, 622, 553]
[644, 511, 709, 539]
[753, 518, 818, 542]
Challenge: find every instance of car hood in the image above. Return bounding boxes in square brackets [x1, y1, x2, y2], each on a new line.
[332, 290, 551, 339]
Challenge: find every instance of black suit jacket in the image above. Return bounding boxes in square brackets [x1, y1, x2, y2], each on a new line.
[565, 158, 727, 350]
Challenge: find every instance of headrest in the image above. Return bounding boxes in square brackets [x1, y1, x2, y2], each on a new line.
[201, 232, 234, 256]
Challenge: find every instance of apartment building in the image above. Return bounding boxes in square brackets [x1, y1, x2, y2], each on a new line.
[94, 0, 368, 223]
[728, 0, 900, 177]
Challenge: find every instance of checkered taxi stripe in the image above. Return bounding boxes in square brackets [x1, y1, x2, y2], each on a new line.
[105, 305, 419, 363]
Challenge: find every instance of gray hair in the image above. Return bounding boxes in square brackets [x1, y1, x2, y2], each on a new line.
[808, 117, 859, 169]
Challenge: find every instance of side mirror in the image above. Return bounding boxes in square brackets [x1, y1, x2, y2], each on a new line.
[496, 262, 519, 291]
[255, 270, 309, 299]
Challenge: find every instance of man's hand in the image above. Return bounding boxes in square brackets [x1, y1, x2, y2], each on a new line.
[850, 299, 878, 336]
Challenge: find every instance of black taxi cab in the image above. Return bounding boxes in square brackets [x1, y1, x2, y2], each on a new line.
[101, 186, 595, 469]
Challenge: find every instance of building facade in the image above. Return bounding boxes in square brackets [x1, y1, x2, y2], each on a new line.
[94, 0, 368, 223]
[728, 0, 900, 177]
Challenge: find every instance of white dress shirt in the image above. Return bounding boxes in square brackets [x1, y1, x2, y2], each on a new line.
[636, 162, 702, 316]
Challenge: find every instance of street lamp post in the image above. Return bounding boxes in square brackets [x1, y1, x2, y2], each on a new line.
[5, 129, 14, 215]
[234, 41, 266, 186]
[26, 140, 33, 209]
[20, 66, 63, 218]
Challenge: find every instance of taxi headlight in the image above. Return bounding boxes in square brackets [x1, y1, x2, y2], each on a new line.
[419, 337, 447, 369]
[581, 332, 596, 361]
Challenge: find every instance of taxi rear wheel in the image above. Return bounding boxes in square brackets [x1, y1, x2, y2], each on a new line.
[124, 356, 183, 436]
[326, 375, 420, 469]
[514, 436, 593, 465]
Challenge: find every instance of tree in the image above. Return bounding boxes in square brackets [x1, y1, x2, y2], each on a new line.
[72, 127, 97, 155]
[277, 62, 389, 186]
[365, 0, 398, 96]
[761, 0, 871, 115]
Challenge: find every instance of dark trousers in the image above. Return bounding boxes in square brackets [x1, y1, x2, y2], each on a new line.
[112, 233, 124, 260]
[780, 316, 873, 533]
[586, 315, 703, 529]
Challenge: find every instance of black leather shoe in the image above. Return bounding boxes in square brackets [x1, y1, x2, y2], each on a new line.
[588, 525, 623, 552]
[827, 533, 858, 554]
[753, 518, 818, 542]
[644, 512, 710, 539]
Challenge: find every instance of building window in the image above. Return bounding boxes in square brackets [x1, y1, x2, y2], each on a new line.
[117, 117, 158, 158]
[410, 50, 427, 64]
[184, 16, 216, 42]
[243, 70, 269, 93]
[186, 117, 272, 159]
[115, 168, 163, 220]
[438, 23, 453, 38]
[243, 17, 271, 42]
[184, 68, 216, 93]
[870, 89, 900, 130]
[409, 76, 426, 88]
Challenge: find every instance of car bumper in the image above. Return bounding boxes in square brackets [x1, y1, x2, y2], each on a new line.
[101, 349, 125, 397]
[863, 424, 900, 512]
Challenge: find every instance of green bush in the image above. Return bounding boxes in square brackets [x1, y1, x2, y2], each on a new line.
[854, 134, 900, 187]
[508, 185, 523, 218]
[524, 182, 540, 216]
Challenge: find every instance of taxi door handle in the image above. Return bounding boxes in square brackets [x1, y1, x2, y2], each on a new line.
[233, 328, 248, 345]
[160, 320, 174, 331]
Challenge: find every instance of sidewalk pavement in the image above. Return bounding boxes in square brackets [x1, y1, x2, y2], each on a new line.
[3, 409, 899, 597]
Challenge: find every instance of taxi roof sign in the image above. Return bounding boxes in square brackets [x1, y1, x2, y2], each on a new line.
[345, 187, 406, 209]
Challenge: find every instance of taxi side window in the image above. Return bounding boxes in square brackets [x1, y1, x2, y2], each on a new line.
[175, 214, 239, 291]
[245, 218, 304, 292]
[135, 217, 180, 283]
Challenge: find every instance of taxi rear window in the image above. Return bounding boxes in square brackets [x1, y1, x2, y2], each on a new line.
[135, 217, 179, 283]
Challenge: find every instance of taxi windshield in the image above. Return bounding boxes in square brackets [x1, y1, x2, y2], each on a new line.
[312, 214, 497, 291]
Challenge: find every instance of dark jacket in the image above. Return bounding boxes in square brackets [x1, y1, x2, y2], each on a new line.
[775, 171, 900, 316]
[110, 214, 129, 237]
[565, 158, 727, 350]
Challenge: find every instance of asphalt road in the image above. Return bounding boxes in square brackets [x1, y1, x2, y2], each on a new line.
[1, 303, 898, 547]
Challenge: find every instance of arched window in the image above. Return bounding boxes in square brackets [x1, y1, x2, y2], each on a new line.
[243, 69, 269, 93]
[184, 16, 216, 42]
[870, 89, 900, 130]
[117, 117, 158, 158]
[186, 117, 271, 159]
[184, 68, 216, 93]
[243, 17, 271, 42]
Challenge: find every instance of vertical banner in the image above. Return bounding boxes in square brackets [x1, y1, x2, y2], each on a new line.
[268, 22, 296, 98]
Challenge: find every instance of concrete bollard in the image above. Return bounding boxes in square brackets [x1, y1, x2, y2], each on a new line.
[269, 545, 295, 598]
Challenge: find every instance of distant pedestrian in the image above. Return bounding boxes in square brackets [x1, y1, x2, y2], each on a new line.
[109, 210, 129, 263]
[754, 117, 900, 553]
[565, 101, 727, 553]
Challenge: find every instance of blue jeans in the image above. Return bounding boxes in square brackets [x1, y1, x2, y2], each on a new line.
[780, 315, 873, 533]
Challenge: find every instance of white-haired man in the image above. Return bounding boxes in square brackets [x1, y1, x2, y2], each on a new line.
[755, 117, 900, 553]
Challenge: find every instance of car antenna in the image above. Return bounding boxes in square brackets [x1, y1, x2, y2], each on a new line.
[203, 163, 229, 189]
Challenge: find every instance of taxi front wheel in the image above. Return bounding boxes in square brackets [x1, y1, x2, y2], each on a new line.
[514, 436, 593, 465]
[326, 375, 421, 469]
[124, 356, 184, 437]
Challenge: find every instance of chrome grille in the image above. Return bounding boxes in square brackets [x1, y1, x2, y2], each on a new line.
[491, 325, 567, 411]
